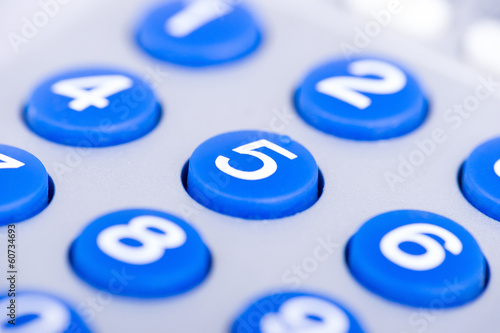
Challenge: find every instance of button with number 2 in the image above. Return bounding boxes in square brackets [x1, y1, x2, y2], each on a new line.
[295, 57, 428, 140]
[347, 210, 488, 307]
[186, 131, 320, 219]
[70, 209, 211, 298]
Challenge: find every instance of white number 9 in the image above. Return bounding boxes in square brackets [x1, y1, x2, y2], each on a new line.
[260, 296, 350, 333]
[380, 223, 463, 271]
[97, 215, 187, 265]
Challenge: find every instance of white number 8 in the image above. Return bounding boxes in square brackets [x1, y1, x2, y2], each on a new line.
[380, 223, 463, 271]
[97, 216, 187, 265]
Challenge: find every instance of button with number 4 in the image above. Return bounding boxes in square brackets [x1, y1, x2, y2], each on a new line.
[0, 145, 49, 225]
[347, 210, 488, 307]
[295, 57, 428, 140]
[231, 291, 365, 333]
[25, 68, 161, 147]
[70, 209, 211, 298]
[186, 131, 320, 219]
[0, 291, 90, 332]
[461, 137, 500, 221]
[136, 0, 262, 66]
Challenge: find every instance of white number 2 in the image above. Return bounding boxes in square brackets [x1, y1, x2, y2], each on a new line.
[316, 59, 407, 110]
[0, 153, 25, 170]
[380, 223, 463, 271]
[215, 139, 297, 181]
[97, 215, 187, 265]
[51, 75, 133, 112]
[260, 296, 350, 333]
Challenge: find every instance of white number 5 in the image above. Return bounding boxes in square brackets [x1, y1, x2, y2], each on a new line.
[215, 139, 297, 181]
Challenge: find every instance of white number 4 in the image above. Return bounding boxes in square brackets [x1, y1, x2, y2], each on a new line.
[51, 75, 133, 112]
[215, 139, 298, 181]
[0, 153, 25, 170]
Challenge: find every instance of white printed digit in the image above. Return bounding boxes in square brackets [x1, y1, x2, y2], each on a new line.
[380, 223, 463, 271]
[0, 294, 71, 333]
[215, 139, 297, 181]
[494, 159, 500, 177]
[166, 0, 233, 38]
[260, 296, 350, 333]
[0, 153, 25, 170]
[51, 75, 133, 112]
[316, 60, 407, 109]
[97, 215, 187, 265]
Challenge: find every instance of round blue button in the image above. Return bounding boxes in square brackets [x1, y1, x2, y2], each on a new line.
[0, 291, 90, 332]
[186, 130, 320, 219]
[70, 209, 211, 298]
[295, 57, 428, 140]
[461, 137, 500, 221]
[231, 291, 365, 333]
[135, 0, 262, 66]
[25, 68, 161, 147]
[347, 210, 488, 307]
[0, 145, 49, 225]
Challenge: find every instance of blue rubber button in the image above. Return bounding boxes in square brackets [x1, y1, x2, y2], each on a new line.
[231, 291, 365, 333]
[70, 209, 211, 298]
[0, 145, 49, 225]
[25, 68, 161, 147]
[0, 291, 90, 332]
[295, 57, 428, 140]
[186, 130, 320, 219]
[461, 137, 500, 221]
[135, 0, 262, 66]
[347, 210, 488, 307]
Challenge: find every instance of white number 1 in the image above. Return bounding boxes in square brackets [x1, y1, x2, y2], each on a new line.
[215, 139, 297, 181]
[51, 75, 133, 112]
[0, 153, 25, 170]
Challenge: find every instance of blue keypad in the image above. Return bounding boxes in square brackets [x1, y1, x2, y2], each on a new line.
[0, 291, 90, 332]
[25, 68, 161, 147]
[295, 57, 428, 140]
[135, 0, 262, 66]
[0, 145, 49, 225]
[231, 291, 365, 333]
[186, 130, 320, 219]
[461, 137, 500, 221]
[347, 210, 488, 307]
[70, 209, 211, 298]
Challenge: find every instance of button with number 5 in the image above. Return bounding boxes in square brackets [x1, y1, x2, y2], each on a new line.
[231, 291, 365, 333]
[186, 131, 320, 219]
[0, 145, 50, 225]
[70, 209, 211, 298]
[25, 68, 161, 147]
[295, 57, 428, 140]
[461, 137, 500, 221]
[347, 210, 488, 307]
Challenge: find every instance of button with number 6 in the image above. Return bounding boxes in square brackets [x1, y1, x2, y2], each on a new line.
[461, 137, 500, 221]
[295, 57, 428, 140]
[231, 291, 365, 333]
[186, 131, 320, 219]
[0, 145, 50, 225]
[70, 209, 211, 298]
[25, 68, 161, 147]
[347, 210, 488, 307]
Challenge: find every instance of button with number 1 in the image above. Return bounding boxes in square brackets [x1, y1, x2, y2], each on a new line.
[295, 57, 428, 140]
[186, 131, 320, 219]
[25, 68, 161, 147]
[70, 209, 211, 298]
[347, 210, 488, 307]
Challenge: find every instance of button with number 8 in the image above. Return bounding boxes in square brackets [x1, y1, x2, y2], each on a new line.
[186, 131, 320, 219]
[347, 210, 488, 307]
[70, 209, 211, 298]
[25, 68, 161, 147]
[295, 57, 428, 140]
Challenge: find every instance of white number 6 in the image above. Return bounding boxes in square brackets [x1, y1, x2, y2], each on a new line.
[380, 223, 463, 271]
[215, 139, 297, 181]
